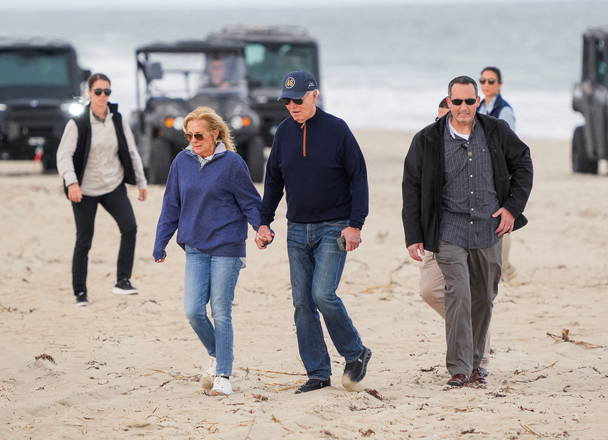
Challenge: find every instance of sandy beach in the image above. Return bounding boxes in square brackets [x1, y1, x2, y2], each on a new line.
[1, 129, 607, 439]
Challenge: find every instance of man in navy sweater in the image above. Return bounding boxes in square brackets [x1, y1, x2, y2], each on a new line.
[257, 71, 372, 394]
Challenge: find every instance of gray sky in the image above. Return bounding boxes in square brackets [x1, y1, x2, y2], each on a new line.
[2, 0, 578, 9]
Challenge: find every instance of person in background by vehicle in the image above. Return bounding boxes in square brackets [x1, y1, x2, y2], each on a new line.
[402, 76, 533, 387]
[256, 71, 372, 394]
[206, 57, 231, 89]
[153, 106, 262, 397]
[56, 73, 147, 307]
[418, 97, 491, 375]
[478, 66, 516, 280]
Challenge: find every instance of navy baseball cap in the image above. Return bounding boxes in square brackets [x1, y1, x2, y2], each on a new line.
[278, 71, 318, 100]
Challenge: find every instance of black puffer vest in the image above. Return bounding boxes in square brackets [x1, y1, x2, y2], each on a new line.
[64, 102, 135, 194]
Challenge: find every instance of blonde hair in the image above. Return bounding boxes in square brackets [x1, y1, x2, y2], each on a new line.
[183, 106, 236, 152]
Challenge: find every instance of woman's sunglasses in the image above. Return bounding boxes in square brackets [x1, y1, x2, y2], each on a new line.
[451, 98, 477, 106]
[93, 88, 112, 96]
[280, 97, 304, 106]
[479, 79, 497, 85]
[185, 133, 205, 141]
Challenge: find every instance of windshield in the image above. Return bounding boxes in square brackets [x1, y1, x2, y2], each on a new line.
[143, 52, 247, 100]
[244, 43, 317, 88]
[0, 50, 71, 87]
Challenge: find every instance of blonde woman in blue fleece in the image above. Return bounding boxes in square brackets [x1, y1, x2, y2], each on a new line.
[153, 106, 261, 396]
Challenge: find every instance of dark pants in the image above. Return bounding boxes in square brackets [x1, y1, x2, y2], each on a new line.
[435, 240, 502, 376]
[71, 184, 137, 295]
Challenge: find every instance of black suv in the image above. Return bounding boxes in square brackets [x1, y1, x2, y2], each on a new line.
[0, 38, 89, 171]
[133, 40, 266, 184]
[572, 27, 608, 174]
[208, 25, 321, 148]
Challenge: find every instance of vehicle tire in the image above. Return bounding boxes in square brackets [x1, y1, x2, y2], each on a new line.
[148, 138, 172, 184]
[572, 125, 598, 174]
[244, 135, 265, 183]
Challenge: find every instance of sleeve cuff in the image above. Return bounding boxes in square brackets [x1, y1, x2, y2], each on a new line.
[63, 173, 78, 187]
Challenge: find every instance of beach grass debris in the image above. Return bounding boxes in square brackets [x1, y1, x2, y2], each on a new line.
[546, 328, 604, 349]
[365, 388, 384, 401]
[520, 423, 542, 437]
[34, 353, 56, 364]
[359, 428, 375, 437]
[238, 367, 305, 377]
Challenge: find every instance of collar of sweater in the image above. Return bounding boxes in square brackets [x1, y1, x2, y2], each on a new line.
[185, 141, 227, 166]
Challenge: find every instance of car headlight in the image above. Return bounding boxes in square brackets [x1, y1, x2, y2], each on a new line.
[61, 102, 85, 117]
[0, 103, 7, 112]
[230, 115, 252, 130]
[163, 116, 185, 130]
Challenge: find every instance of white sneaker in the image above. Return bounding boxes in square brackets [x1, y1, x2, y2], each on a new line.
[210, 376, 232, 396]
[201, 358, 216, 390]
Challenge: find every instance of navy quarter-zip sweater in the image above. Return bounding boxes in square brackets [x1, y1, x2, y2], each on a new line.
[153, 148, 261, 260]
[261, 107, 369, 229]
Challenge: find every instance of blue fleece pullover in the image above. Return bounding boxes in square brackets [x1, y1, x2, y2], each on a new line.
[153, 147, 261, 260]
[261, 107, 369, 229]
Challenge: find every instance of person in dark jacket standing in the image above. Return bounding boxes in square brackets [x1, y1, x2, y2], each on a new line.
[478, 66, 517, 281]
[402, 76, 533, 387]
[256, 71, 371, 394]
[153, 106, 261, 397]
[57, 73, 147, 306]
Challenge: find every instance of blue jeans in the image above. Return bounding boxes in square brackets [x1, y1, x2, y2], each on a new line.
[184, 246, 242, 377]
[287, 220, 365, 380]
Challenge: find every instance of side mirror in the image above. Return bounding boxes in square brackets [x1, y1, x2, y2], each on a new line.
[82, 68, 91, 81]
[146, 62, 163, 81]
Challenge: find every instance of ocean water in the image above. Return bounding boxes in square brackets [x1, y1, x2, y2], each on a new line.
[2, 1, 607, 139]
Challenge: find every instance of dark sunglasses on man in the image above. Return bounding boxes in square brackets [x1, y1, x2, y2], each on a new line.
[185, 133, 205, 141]
[479, 79, 497, 85]
[451, 98, 477, 106]
[280, 97, 304, 106]
[93, 88, 112, 96]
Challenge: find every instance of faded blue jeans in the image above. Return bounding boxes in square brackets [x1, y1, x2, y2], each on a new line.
[287, 220, 365, 380]
[184, 245, 243, 377]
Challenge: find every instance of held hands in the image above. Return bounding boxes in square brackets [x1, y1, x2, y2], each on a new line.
[67, 183, 83, 203]
[255, 225, 275, 249]
[407, 243, 425, 262]
[493, 207, 514, 237]
[341, 226, 362, 252]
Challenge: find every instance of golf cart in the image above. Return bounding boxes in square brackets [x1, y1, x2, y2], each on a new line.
[0, 38, 89, 171]
[132, 40, 265, 184]
[572, 27, 608, 174]
[207, 25, 321, 147]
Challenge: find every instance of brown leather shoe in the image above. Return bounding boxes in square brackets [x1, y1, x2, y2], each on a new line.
[469, 368, 488, 385]
[447, 374, 468, 387]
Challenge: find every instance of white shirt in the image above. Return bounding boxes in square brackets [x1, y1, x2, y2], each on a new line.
[57, 109, 147, 196]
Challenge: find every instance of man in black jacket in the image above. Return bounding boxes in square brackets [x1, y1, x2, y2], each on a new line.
[402, 76, 533, 387]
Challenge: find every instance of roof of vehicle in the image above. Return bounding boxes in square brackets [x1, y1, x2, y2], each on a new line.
[209, 25, 317, 44]
[585, 26, 608, 39]
[0, 37, 75, 51]
[136, 40, 245, 54]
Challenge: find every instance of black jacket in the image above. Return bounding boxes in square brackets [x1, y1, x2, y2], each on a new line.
[401, 113, 533, 253]
[65, 102, 136, 194]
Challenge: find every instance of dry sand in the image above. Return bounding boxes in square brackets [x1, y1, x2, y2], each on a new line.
[1, 130, 607, 439]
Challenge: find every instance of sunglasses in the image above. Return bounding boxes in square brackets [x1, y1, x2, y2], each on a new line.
[451, 98, 477, 106]
[479, 79, 497, 85]
[280, 97, 304, 106]
[185, 133, 205, 141]
[93, 88, 112, 96]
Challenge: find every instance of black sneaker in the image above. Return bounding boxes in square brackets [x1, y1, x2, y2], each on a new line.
[342, 347, 372, 386]
[75, 291, 88, 306]
[112, 279, 138, 295]
[294, 378, 331, 394]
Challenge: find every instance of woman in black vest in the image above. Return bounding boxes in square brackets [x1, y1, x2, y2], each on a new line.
[56, 73, 148, 306]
